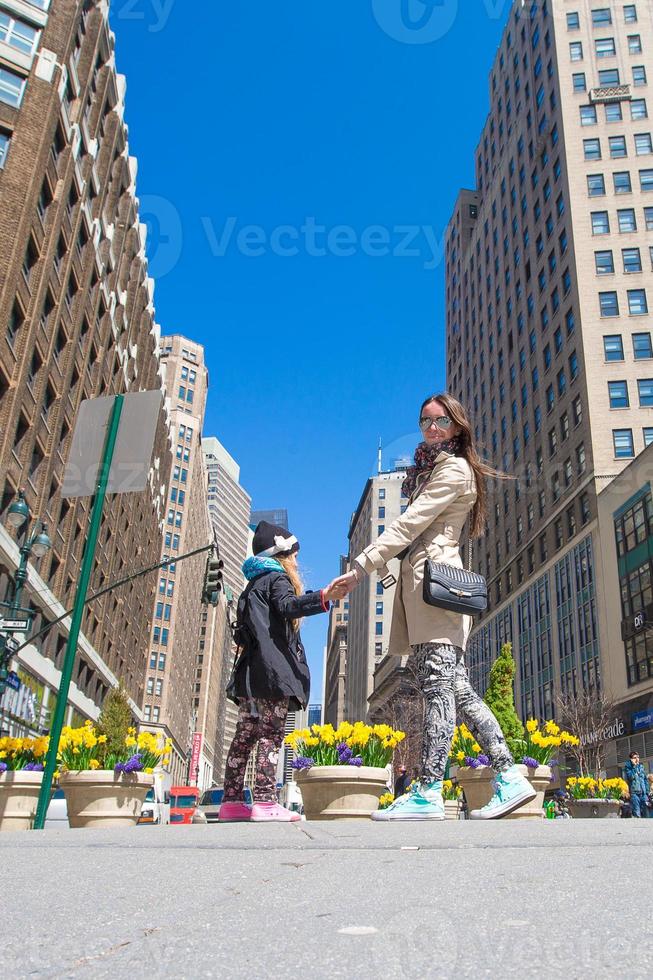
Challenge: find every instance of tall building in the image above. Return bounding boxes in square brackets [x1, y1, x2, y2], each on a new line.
[323, 554, 349, 725]
[250, 508, 289, 530]
[0, 1, 171, 728]
[346, 468, 406, 721]
[202, 436, 252, 774]
[193, 592, 231, 790]
[445, 1, 653, 721]
[143, 336, 209, 781]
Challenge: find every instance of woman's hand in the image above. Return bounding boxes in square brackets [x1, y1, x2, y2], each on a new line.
[322, 578, 350, 603]
[327, 570, 361, 598]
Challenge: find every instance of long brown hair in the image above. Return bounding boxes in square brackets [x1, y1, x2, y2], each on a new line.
[420, 392, 511, 539]
[276, 553, 304, 632]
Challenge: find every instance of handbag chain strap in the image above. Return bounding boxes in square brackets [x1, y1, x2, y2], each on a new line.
[467, 536, 472, 573]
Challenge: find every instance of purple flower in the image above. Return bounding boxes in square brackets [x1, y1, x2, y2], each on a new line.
[477, 754, 490, 766]
[0, 762, 7, 774]
[465, 756, 481, 769]
[522, 756, 539, 769]
[22, 763, 44, 772]
[114, 762, 126, 774]
[348, 757, 363, 767]
[291, 756, 314, 770]
[124, 753, 143, 774]
[337, 742, 353, 763]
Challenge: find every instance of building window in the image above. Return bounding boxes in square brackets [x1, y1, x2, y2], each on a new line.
[570, 42, 583, 62]
[631, 99, 648, 121]
[376, 581, 384, 596]
[146, 677, 154, 695]
[149, 652, 157, 669]
[0, 12, 39, 55]
[375, 622, 383, 636]
[624, 5, 638, 24]
[609, 136, 627, 158]
[614, 171, 632, 194]
[580, 105, 597, 126]
[633, 332, 653, 359]
[608, 380, 629, 408]
[628, 35, 642, 55]
[584, 138, 601, 161]
[0, 131, 9, 169]
[378, 506, 385, 519]
[144, 705, 151, 721]
[573, 396, 583, 426]
[613, 428, 635, 458]
[633, 65, 647, 87]
[573, 72, 586, 92]
[0, 67, 26, 108]
[155, 679, 163, 696]
[158, 653, 166, 670]
[644, 427, 653, 446]
[378, 488, 385, 499]
[640, 168, 653, 192]
[604, 335, 624, 360]
[591, 210, 610, 234]
[595, 37, 616, 58]
[599, 68, 620, 86]
[591, 8, 612, 27]
[377, 525, 385, 535]
[587, 173, 605, 196]
[638, 379, 653, 406]
[623, 247, 642, 272]
[599, 291, 619, 317]
[152, 707, 160, 722]
[628, 288, 648, 315]
[580, 493, 591, 525]
[566, 12, 580, 30]
[595, 250, 614, 274]
[376, 602, 383, 615]
[618, 208, 637, 231]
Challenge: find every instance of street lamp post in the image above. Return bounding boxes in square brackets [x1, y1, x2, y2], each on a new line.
[0, 490, 52, 690]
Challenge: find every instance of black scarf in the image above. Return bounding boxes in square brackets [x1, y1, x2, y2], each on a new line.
[401, 436, 464, 499]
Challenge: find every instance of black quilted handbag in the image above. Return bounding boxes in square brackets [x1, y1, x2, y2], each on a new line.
[423, 560, 487, 615]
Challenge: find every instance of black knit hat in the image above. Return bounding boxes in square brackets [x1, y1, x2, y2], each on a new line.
[252, 521, 299, 558]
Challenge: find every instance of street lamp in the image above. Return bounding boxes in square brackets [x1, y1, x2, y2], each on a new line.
[3, 490, 52, 615]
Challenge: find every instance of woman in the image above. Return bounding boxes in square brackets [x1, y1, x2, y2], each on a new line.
[335, 393, 535, 820]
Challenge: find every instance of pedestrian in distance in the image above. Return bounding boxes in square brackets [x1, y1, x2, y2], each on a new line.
[624, 751, 650, 818]
[219, 521, 345, 823]
[394, 765, 410, 798]
[332, 392, 537, 821]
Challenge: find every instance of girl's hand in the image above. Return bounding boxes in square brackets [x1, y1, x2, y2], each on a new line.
[326, 571, 360, 600]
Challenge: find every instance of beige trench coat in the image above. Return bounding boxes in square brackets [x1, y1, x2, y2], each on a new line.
[354, 451, 477, 655]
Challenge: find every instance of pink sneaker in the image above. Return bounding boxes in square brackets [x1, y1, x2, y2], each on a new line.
[218, 801, 252, 822]
[250, 802, 300, 822]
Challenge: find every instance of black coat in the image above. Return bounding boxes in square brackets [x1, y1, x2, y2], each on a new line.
[227, 571, 327, 711]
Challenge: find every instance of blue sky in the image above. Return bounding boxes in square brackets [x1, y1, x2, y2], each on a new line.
[112, 1, 507, 696]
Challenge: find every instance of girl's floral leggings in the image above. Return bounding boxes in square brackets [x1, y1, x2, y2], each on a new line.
[411, 643, 514, 783]
[223, 697, 289, 803]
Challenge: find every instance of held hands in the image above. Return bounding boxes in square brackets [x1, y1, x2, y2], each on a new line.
[323, 570, 360, 603]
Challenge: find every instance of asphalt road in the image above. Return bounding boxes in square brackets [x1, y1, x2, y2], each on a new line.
[1, 819, 652, 979]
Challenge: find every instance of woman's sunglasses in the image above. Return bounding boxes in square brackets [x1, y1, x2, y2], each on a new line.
[419, 416, 453, 432]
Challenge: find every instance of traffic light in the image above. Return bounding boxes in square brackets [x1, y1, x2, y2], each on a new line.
[201, 548, 224, 606]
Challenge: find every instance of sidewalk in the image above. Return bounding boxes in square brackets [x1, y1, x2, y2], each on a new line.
[1, 819, 652, 979]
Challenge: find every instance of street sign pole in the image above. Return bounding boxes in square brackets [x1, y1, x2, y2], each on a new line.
[33, 395, 124, 830]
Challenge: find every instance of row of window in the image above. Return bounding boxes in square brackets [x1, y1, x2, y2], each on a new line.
[143, 705, 160, 722]
[592, 206, 653, 234]
[149, 651, 167, 671]
[154, 602, 172, 621]
[152, 627, 169, 646]
[595, 246, 653, 274]
[607, 378, 653, 408]
[146, 677, 164, 696]
[584, 136, 653, 160]
[0, 130, 9, 169]
[567, 6, 638, 30]
[612, 428, 653, 459]
[570, 34, 642, 62]
[598, 287, 649, 316]
[573, 65, 647, 92]
[0, 10, 40, 55]
[604, 332, 653, 360]
[580, 98, 648, 126]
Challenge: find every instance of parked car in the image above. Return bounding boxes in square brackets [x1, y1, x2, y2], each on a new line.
[44, 787, 68, 829]
[197, 786, 253, 823]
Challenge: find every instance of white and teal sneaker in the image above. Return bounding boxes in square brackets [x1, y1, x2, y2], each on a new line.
[371, 781, 445, 821]
[469, 765, 536, 819]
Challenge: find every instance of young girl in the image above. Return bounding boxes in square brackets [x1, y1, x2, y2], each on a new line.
[334, 392, 536, 820]
[219, 521, 343, 822]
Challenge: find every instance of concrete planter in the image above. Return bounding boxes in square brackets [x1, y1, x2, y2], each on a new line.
[505, 764, 552, 820]
[0, 771, 43, 832]
[568, 798, 621, 819]
[455, 765, 495, 813]
[295, 766, 389, 819]
[444, 799, 461, 820]
[60, 770, 153, 828]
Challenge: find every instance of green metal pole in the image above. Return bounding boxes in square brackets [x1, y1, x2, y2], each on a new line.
[33, 395, 124, 830]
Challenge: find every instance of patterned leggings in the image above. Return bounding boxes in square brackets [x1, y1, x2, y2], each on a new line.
[411, 643, 513, 783]
[223, 698, 289, 803]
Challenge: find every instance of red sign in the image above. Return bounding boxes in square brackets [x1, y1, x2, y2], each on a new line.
[190, 732, 203, 785]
